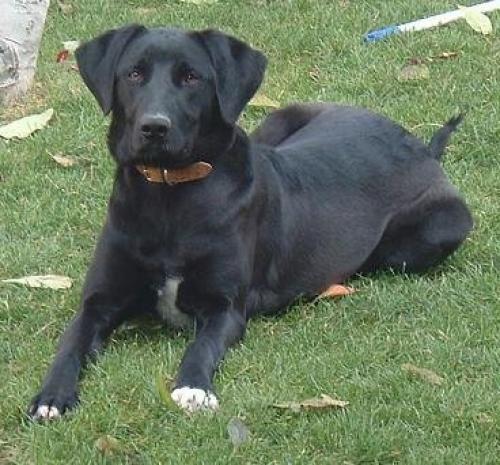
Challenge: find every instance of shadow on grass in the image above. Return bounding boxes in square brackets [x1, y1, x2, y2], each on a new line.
[113, 315, 193, 344]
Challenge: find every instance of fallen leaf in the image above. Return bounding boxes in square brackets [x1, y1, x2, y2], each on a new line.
[1, 275, 72, 289]
[95, 436, 121, 455]
[401, 363, 444, 386]
[156, 374, 176, 408]
[57, 0, 74, 14]
[227, 417, 250, 447]
[0, 108, 54, 140]
[319, 284, 355, 299]
[458, 5, 493, 35]
[62, 40, 80, 53]
[56, 49, 69, 63]
[249, 93, 280, 109]
[273, 394, 348, 412]
[51, 154, 77, 167]
[433, 51, 458, 60]
[409, 52, 459, 65]
[398, 64, 430, 82]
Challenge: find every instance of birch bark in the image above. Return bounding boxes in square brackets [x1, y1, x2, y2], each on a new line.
[0, 0, 50, 105]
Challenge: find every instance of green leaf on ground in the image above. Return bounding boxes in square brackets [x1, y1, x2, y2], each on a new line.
[0, 108, 54, 140]
[249, 93, 280, 108]
[62, 40, 81, 53]
[1, 275, 72, 289]
[458, 5, 493, 35]
[156, 374, 176, 409]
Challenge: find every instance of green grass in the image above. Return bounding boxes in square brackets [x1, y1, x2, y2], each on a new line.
[1, 0, 499, 463]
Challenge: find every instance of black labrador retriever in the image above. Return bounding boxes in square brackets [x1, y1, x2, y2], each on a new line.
[29, 25, 473, 419]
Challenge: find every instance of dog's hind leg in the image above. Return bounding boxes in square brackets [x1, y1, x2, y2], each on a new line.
[360, 194, 473, 274]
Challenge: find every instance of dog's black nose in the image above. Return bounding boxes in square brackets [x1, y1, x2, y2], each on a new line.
[140, 114, 171, 141]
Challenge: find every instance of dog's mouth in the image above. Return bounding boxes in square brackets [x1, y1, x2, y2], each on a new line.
[133, 141, 197, 169]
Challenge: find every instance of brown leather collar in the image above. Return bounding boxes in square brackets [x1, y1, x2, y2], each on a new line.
[135, 161, 213, 185]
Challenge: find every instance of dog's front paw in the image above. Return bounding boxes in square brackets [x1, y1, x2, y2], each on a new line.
[28, 389, 78, 421]
[171, 386, 219, 413]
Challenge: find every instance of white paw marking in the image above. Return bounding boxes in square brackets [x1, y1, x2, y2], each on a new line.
[156, 277, 193, 329]
[33, 404, 60, 420]
[170, 387, 219, 413]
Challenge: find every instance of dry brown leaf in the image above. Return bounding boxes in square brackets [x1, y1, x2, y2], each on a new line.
[1, 275, 72, 290]
[410, 52, 459, 65]
[95, 435, 121, 455]
[56, 49, 70, 63]
[458, 5, 493, 35]
[273, 394, 348, 412]
[402, 363, 444, 386]
[398, 64, 430, 82]
[57, 0, 74, 14]
[319, 284, 356, 299]
[51, 154, 77, 167]
[0, 108, 54, 140]
[249, 93, 280, 109]
[227, 417, 250, 447]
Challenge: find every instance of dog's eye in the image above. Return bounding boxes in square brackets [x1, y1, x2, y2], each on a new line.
[182, 70, 200, 86]
[128, 68, 144, 83]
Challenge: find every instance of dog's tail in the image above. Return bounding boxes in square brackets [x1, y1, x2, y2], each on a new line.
[428, 113, 464, 161]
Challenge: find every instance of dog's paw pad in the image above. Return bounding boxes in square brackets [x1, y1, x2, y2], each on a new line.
[32, 404, 61, 421]
[171, 387, 219, 412]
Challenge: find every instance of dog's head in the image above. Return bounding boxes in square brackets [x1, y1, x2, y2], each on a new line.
[76, 25, 267, 167]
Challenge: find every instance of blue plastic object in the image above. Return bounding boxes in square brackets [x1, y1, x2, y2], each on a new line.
[363, 25, 400, 43]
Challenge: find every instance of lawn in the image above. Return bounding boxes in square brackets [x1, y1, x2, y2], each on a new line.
[0, 0, 499, 464]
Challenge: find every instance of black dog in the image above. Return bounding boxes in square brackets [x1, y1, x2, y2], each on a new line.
[29, 25, 472, 419]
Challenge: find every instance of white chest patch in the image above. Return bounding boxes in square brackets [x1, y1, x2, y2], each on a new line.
[156, 277, 193, 330]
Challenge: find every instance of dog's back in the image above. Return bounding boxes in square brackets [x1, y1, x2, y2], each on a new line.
[246, 104, 471, 315]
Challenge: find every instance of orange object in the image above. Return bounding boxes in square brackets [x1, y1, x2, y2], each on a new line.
[319, 284, 356, 298]
[56, 49, 69, 63]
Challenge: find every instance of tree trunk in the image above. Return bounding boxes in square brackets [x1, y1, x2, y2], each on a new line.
[0, 0, 50, 106]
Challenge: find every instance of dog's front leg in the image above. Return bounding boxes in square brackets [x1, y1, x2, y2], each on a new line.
[29, 232, 146, 420]
[28, 302, 124, 420]
[171, 309, 246, 412]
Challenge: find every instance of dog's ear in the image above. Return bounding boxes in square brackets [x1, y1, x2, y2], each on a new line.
[76, 24, 146, 115]
[195, 30, 267, 125]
